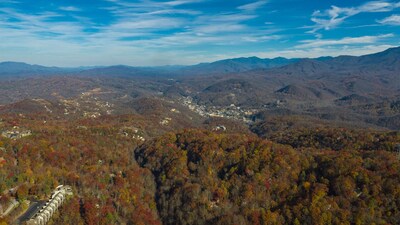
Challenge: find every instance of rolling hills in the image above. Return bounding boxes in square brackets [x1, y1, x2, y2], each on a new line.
[0, 47, 399, 225]
[0, 46, 399, 130]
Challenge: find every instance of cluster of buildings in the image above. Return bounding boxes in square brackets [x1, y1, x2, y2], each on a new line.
[119, 127, 146, 142]
[1, 127, 32, 140]
[181, 96, 256, 123]
[26, 185, 73, 225]
[61, 90, 114, 118]
[160, 117, 172, 126]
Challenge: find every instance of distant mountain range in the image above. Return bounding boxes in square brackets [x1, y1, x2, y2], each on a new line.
[180, 57, 300, 75]
[0, 57, 299, 77]
[0, 46, 399, 130]
[0, 62, 80, 76]
[1, 47, 400, 77]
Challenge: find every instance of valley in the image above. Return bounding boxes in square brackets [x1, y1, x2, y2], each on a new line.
[0, 47, 399, 225]
[2, 0, 400, 224]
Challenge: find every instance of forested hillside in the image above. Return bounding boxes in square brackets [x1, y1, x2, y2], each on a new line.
[0, 47, 399, 224]
[136, 130, 400, 225]
[1, 113, 398, 224]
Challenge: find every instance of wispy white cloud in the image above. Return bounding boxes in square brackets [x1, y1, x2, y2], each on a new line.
[0, 0, 282, 66]
[378, 14, 400, 25]
[147, 9, 201, 15]
[234, 44, 397, 59]
[296, 34, 394, 48]
[59, 6, 81, 12]
[1, 0, 19, 3]
[358, 1, 396, 12]
[238, 1, 268, 11]
[110, 18, 184, 30]
[192, 24, 246, 34]
[196, 13, 257, 22]
[0, 7, 84, 38]
[104, 0, 204, 11]
[165, 0, 204, 6]
[310, 1, 400, 32]
[98, 0, 276, 47]
[242, 35, 281, 42]
[171, 44, 397, 65]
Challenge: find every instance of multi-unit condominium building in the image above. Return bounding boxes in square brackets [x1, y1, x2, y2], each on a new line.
[26, 185, 73, 225]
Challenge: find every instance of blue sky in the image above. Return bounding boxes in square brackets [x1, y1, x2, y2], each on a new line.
[0, 0, 400, 66]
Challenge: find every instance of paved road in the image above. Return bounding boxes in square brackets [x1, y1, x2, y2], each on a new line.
[15, 200, 45, 224]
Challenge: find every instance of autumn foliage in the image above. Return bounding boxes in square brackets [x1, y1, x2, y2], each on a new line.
[0, 113, 399, 224]
[136, 129, 400, 225]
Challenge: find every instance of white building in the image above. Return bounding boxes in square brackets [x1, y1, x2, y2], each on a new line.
[26, 185, 73, 225]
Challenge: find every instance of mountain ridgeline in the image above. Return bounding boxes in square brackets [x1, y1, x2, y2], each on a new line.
[2, 46, 399, 77]
[0, 47, 399, 130]
[0, 57, 299, 76]
[0, 47, 399, 225]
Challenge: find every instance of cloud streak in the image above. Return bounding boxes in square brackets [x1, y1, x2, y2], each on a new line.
[378, 14, 400, 25]
[238, 1, 268, 11]
[59, 6, 81, 12]
[296, 34, 394, 48]
[310, 1, 400, 32]
[0, 0, 398, 66]
[0, 0, 283, 66]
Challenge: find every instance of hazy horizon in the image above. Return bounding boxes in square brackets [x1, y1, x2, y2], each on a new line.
[1, 0, 400, 66]
[1, 45, 399, 68]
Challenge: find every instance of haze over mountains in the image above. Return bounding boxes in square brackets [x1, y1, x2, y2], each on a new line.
[1, 46, 400, 77]
[0, 46, 399, 131]
[0, 56, 298, 76]
[1, 47, 399, 224]
[2, 0, 400, 223]
[1, 45, 399, 225]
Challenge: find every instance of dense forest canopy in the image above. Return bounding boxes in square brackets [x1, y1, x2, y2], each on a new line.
[0, 112, 399, 224]
[0, 47, 399, 225]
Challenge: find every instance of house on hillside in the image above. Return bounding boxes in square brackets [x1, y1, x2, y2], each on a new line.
[1, 128, 32, 139]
